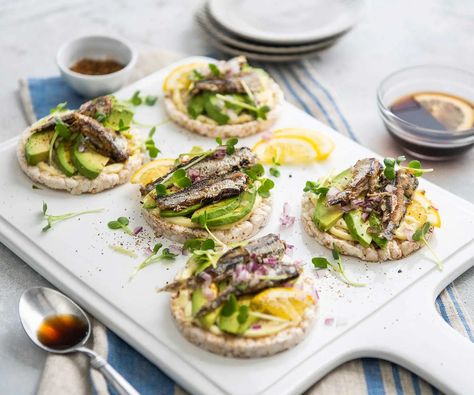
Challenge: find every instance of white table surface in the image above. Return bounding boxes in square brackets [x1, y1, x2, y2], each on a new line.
[0, 0, 473, 394]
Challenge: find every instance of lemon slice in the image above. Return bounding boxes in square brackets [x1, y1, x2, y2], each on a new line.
[414, 93, 474, 131]
[273, 128, 335, 160]
[251, 287, 315, 322]
[412, 190, 441, 227]
[163, 62, 207, 93]
[130, 158, 175, 185]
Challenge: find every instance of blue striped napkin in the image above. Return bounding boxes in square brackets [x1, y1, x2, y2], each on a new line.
[21, 58, 473, 395]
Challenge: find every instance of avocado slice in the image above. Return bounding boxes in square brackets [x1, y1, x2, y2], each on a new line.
[217, 299, 258, 335]
[103, 107, 134, 131]
[343, 210, 372, 247]
[191, 288, 221, 328]
[191, 196, 240, 224]
[312, 195, 344, 231]
[25, 131, 55, 166]
[203, 93, 230, 125]
[331, 167, 352, 189]
[368, 212, 388, 249]
[142, 193, 157, 209]
[192, 189, 257, 228]
[72, 136, 109, 180]
[160, 203, 203, 218]
[55, 141, 76, 177]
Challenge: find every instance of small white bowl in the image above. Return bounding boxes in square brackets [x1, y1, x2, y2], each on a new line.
[57, 35, 137, 98]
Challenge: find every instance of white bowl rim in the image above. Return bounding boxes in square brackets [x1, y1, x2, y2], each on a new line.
[56, 34, 137, 81]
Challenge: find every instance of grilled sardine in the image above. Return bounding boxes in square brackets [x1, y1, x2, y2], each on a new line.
[191, 72, 261, 96]
[78, 96, 114, 118]
[155, 171, 249, 212]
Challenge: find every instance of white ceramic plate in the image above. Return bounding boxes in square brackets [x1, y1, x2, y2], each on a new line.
[1, 57, 473, 395]
[208, 0, 365, 44]
[196, 5, 343, 55]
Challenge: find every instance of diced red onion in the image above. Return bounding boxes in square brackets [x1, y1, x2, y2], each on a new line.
[293, 259, 303, 268]
[198, 272, 212, 284]
[361, 212, 370, 221]
[133, 226, 143, 236]
[261, 131, 273, 141]
[285, 243, 295, 256]
[279, 202, 295, 229]
[324, 317, 335, 326]
[202, 285, 215, 301]
[78, 144, 86, 153]
[212, 148, 226, 159]
[263, 256, 278, 267]
[187, 168, 201, 183]
[168, 244, 182, 255]
[251, 324, 261, 330]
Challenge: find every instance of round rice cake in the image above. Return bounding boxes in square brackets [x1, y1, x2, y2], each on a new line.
[301, 192, 432, 262]
[17, 120, 144, 195]
[142, 197, 272, 244]
[164, 79, 284, 138]
[169, 274, 318, 358]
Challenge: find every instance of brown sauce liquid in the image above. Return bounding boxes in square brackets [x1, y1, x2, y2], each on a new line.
[37, 314, 88, 350]
[390, 92, 474, 132]
[70, 58, 125, 75]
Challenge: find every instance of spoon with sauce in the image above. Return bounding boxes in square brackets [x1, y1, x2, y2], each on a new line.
[19, 287, 139, 395]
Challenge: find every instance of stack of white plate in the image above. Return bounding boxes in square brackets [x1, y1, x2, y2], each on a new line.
[197, 0, 365, 62]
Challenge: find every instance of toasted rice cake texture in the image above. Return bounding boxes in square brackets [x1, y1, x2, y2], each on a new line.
[17, 121, 143, 195]
[164, 79, 284, 138]
[170, 274, 317, 358]
[301, 193, 432, 262]
[143, 197, 272, 244]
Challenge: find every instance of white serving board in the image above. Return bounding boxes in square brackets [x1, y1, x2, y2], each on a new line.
[1, 57, 474, 395]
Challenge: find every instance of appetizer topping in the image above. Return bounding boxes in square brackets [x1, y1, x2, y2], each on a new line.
[306, 157, 440, 249]
[160, 234, 314, 336]
[107, 216, 134, 235]
[25, 96, 137, 179]
[41, 201, 103, 232]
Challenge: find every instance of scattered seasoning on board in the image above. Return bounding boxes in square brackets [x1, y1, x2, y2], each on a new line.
[70, 58, 125, 75]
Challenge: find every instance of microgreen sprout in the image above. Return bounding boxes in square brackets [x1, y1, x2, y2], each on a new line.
[220, 294, 237, 316]
[41, 202, 103, 232]
[245, 163, 265, 181]
[32, 184, 42, 190]
[95, 112, 107, 123]
[269, 156, 281, 177]
[183, 238, 216, 252]
[117, 119, 130, 132]
[383, 156, 433, 180]
[145, 126, 160, 158]
[144, 95, 158, 106]
[312, 246, 366, 287]
[237, 305, 249, 324]
[50, 102, 68, 114]
[413, 222, 442, 270]
[257, 179, 275, 198]
[209, 63, 221, 77]
[191, 69, 204, 81]
[196, 212, 227, 250]
[107, 217, 133, 235]
[303, 181, 329, 196]
[130, 243, 178, 280]
[215, 137, 238, 155]
[129, 90, 142, 106]
[215, 94, 270, 120]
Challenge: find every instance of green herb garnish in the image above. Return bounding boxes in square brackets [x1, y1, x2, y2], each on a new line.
[50, 102, 68, 114]
[130, 243, 178, 280]
[257, 178, 274, 198]
[129, 90, 143, 106]
[303, 181, 329, 196]
[220, 294, 237, 317]
[245, 163, 265, 181]
[168, 168, 192, 188]
[191, 69, 204, 81]
[107, 217, 133, 235]
[383, 156, 433, 180]
[269, 156, 281, 178]
[145, 126, 160, 158]
[117, 119, 130, 132]
[215, 137, 238, 155]
[312, 245, 365, 287]
[41, 202, 103, 232]
[412, 221, 442, 270]
[95, 112, 107, 123]
[237, 305, 249, 324]
[216, 94, 270, 120]
[156, 184, 167, 196]
[209, 63, 221, 77]
[183, 238, 215, 252]
[32, 184, 42, 190]
[145, 95, 158, 106]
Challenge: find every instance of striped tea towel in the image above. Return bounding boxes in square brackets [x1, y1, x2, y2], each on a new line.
[18, 51, 474, 395]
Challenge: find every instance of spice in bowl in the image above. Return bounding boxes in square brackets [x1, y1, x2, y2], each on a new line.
[70, 58, 125, 75]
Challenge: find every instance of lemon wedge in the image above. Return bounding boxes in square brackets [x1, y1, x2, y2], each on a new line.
[130, 158, 175, 185]
[251, 287, 315, 323]
[252, 128, 334, 164]
[163, 62, 207, 93]
[414, 93, 474, 132]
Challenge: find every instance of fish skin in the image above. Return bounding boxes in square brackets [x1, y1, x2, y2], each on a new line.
[158, 234, 286, 293]
[191, 72, 261, 96]
[29, 111, 76, 134]
[155, 171, 249, 212]
[327, 158, 382, 206]
[71, 113, 129, 162]
[381, 169, 419, 239]
[78, 96, 113, 118]
[142, 147, 257, 195]
[195, 264, 300, 318]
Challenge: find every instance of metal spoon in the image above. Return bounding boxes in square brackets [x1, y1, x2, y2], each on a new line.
[19, 286, 140, 395]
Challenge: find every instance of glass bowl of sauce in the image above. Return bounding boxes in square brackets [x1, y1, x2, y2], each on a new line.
[377, 65, 474, 160]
